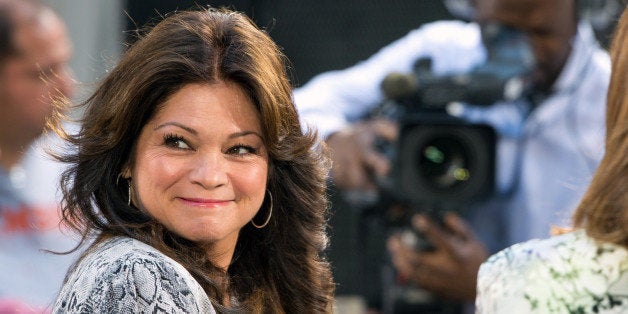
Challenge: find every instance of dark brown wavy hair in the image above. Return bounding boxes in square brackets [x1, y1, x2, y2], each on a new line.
[572, 7, 628, 248]
[53, 7, 334, 313]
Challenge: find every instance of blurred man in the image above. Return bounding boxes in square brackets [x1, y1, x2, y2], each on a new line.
[294, 0, 611, 312]
[0, 0, 76, 310]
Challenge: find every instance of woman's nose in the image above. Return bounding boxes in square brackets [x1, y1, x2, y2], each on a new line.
[189, 152, 229, 189]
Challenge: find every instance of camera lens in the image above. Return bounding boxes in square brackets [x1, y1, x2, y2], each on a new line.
[418, 138, 470, 190]
[396, 123, 495, 206]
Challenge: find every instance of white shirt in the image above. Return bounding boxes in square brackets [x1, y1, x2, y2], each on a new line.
[294, 20, 609, 252]
[0, 132, 80, 310]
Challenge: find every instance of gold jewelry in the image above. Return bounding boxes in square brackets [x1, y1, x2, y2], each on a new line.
[251, 190, 273, 229]
[127, 179, 132, 206]
[116, 173, 132, 206]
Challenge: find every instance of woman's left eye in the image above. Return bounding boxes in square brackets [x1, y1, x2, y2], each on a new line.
[228, 145, 256, 156]
[164, 134, 191, 149]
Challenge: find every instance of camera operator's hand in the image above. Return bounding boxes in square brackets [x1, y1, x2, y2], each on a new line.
[326, 118, 398, 192]
[387, 212, 488, 301]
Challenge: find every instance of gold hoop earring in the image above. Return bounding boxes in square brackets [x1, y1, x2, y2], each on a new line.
[127, 179, 132, 206]
[117, 173, 132, 206]
[251, 190, 273, 229]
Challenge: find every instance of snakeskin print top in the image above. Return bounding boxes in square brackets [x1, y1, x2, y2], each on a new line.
[53, 236, 216, 313]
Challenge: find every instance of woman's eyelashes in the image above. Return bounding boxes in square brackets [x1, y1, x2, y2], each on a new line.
[226, 144, 258, 156]
[162, 133, 260, 156]
[163, 133, 191, 150]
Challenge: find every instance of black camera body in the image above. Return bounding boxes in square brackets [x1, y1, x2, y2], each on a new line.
[375, 23, 535, 314]
[378, 23, 534, 215]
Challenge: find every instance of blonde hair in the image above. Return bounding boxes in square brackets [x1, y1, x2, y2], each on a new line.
[572, 7, 628, 247]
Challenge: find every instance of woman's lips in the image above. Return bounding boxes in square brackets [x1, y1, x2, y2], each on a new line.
[177, 197, 232, 207]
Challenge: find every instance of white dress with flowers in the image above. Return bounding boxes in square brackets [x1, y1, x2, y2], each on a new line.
[476, 229, 628, 314]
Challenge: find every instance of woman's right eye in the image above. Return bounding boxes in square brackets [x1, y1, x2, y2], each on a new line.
[163, 134, 191, 149]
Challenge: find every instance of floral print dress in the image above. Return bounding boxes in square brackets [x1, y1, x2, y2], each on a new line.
[476, 229, 628, 313]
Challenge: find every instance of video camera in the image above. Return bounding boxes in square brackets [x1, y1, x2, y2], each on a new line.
[375, 22, 534, 221]
[373, 22, 535, 314]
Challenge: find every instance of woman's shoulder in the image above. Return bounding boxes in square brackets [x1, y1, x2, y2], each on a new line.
[65, 237, 187, 282]
[476, 230, 628, 313]
[481, 229, 628, 271]
[82, 236, 172, 264]
[53, 236, 215, 314]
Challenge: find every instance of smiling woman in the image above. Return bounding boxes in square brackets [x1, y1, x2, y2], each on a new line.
[50, 7, 334, 314]
[127, 82, 269, 270]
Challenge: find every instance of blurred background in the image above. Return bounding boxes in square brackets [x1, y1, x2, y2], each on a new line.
[41, 0, 621, 93]
[43, 0, 455, 90]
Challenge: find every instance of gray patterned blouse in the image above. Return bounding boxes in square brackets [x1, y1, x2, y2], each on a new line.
[53, 236, 216, 313]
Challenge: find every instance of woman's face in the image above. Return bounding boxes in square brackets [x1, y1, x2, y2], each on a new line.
[128, 82, 268, 258]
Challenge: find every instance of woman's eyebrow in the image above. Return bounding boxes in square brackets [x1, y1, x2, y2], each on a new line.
[154, 122, 197, 135]
[154, 122, 263, 140]
[229, 130, 263, 140]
